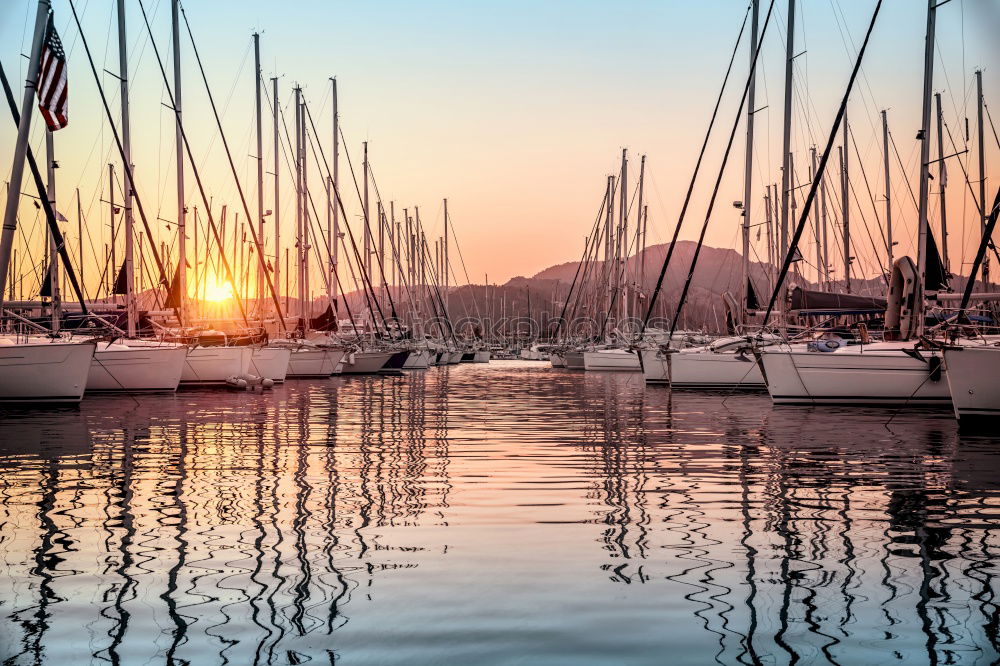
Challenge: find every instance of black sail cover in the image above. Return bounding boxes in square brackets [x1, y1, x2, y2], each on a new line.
[924, 229, 948, 292]
[310, 303, 338, 331]
[38, 261, 54, 298]
[746, 278, 760, 311]
[789, 286, 886, 313]
[112, 259, 128, 295]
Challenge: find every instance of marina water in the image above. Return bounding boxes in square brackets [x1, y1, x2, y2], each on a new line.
[1, 361, 999, 664]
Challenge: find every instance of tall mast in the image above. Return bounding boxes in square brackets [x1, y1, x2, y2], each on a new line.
[819, 170, 829, 286]
[363, 141, 370, 282]
[810, 147, 821, 286]
[934, 92, 949, 274]
[331, 78, 339, 313]
[604, 175, 613, 339]
[390, 201, 397, 297]
[46, 131, 61, 332]
[116, 0, 135, 336]
[108, 164, 115, 297]
[76, 188, 83, 293]
[914, 0, 937, 336]
[977, 69, 988, 289]
[779, 0, 795, 267]
[763, 187, 773, 283]
[171, 0, 186, 325]
[741, 0, 759, 315]
[842, 112, 850, 293]
[272, 77, 281, 327]
[302, 99, 310, 328]
[443, 198, 449, 293]
[0, 0, 49, 312]
[882, 109, 893, 272]
[618, 149, 627, 322]
[253, 32, 264, 316]
[636, 155, 646, 308]
[294, 85, 303, 331]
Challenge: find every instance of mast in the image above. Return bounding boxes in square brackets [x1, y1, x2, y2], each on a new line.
[294, 85, 303, 331]
[914, 0, 937, 335]
[604, 175, 613, 340]
[302, 97, 310, 328]
[443, 198, 449, 293]
[76, 188, 83, 293]
[819, 169, 829, 286]
[171, 0, 186, 325]
[842, 112, 850, 293]
[331, 77, 339, 313]
[763, 187, 773, 284]
[636, 155, 646, 311]
[977, 69, 988, 288]
[272, 76, 280, 326]
[618, 149, 627, 323]
[363, 141, 370, 283]
[46, 130, 60, 332]
[882, 109, 893, 272]
[934, 91, 949, 274]
[741, 0, 759, 315]
[0, 0, 49, 313]
[108, 163, 115, 297]
[779, 0, 795, 268]
[810, 147, 821, 286]
[253, 32, 264, 316]
[116, 0, 135, 336]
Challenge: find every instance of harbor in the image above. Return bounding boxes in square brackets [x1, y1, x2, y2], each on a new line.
[2, 361, 999, 664]
[3, 0, 1000, 663]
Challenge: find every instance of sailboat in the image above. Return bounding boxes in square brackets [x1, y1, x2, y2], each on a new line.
[0, 2, 101, 403]
[756, 0, 959, 407]
[640, 0, 765, 389]
[583, 150, 641, 372]
[85, 0, 188, 392]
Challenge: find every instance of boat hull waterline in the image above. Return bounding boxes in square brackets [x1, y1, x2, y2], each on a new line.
[0, 340, 96, 404]
[87, 344, 187, 392]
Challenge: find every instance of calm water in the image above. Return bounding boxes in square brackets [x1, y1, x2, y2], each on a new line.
[1, 360, 999, 665]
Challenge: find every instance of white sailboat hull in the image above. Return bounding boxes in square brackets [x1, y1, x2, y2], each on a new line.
[341, 350, 392, 374]
[403, 350, 432, 369]
[286, 348, 344, 378]
[249, 347, 292, 382]
[473, 350, 490, 363]
[640, 348, 764, 388]
[944, 345, 1000, 420]
[583, 349, 641, 371]
[759, 346, 951, 406]
[446, 351, 463, 365]
[549, 353, 565, 368]
[87, 344, 187, 392]
[0, 340, 95, 403]
[181, 346, 250, 385]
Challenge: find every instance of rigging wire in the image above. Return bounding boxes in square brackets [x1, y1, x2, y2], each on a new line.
[639, 2, 753, 335]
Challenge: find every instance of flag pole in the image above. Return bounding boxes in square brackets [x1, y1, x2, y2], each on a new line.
[0, 0, 51, 315]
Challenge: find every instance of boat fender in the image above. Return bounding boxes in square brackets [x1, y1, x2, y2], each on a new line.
[807, 340, 840, 353]
[928, 355, 943, 382]
[225, 376, 248, 389]
[262, 378, 275, 389]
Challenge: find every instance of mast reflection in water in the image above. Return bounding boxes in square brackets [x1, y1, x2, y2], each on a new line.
[1, 361, 999, 664]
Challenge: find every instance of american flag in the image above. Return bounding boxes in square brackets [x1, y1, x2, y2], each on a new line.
[36, 13, 68, 131]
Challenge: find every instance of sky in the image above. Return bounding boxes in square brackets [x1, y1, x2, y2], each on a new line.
[2, 0, 1000, 299]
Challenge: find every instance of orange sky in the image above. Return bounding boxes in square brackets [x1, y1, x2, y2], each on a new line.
[2, 0, 999, 300]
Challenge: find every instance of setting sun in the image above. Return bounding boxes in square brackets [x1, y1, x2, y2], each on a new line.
[203, 281, 234, 303]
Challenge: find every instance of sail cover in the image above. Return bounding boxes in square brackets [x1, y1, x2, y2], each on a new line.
[789, 286, 886, 314]
[925, 229, 948, 292]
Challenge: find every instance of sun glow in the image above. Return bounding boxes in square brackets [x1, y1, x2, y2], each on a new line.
[203, 281, 234, 303]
